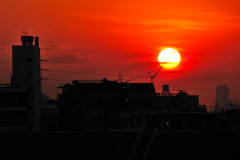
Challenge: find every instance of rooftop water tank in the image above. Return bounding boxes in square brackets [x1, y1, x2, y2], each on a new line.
[163, 84, 169, 93]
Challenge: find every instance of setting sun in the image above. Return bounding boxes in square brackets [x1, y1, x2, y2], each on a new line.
[158, 48, 181, 69]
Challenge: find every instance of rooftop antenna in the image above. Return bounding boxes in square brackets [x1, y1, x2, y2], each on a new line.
[36, 27, 37, 37]
[23, 24, 28, 36]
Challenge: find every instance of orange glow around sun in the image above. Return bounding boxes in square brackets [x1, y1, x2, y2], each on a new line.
[158, 48, 181, 69]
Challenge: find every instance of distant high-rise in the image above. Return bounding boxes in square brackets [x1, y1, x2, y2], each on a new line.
[216, 85, 229, 113]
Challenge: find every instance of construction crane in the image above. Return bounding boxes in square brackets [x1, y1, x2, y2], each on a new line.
[125, 72, 149, 83]
[146, 68, 160, 83]
[125, 68, 160, 83]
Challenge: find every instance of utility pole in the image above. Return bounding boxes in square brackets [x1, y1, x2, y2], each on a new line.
[117, 71, 123, 83]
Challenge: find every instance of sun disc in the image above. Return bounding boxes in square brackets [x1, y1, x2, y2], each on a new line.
[158, 48, 181, 69]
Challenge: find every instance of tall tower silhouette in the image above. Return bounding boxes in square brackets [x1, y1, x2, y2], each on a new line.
[11, 34, 41, 131]
[216, 85, 229, 113]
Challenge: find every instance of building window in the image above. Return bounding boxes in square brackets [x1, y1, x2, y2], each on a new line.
[28, 73, 32, 77]
[28, 87, 32, 91]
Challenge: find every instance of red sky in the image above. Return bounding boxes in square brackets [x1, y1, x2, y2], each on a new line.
[1, 0, 240, 111]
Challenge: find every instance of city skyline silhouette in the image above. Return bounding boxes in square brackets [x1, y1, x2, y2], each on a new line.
[1, 1, 240, 159]
[1, 1, 240, 112]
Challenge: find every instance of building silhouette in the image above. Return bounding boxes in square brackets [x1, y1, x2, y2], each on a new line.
[216, 85, 229, 113]
[0, 34, 41, 131]
[53, 78, 208, 131]
[55, 79, 156, 131]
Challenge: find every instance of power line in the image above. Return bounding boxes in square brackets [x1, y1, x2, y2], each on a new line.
[45, 60, 138, 68]
[42, 79, 69, 82]
[156, 77, 240, 81]
[2, 60, 240, 71]
[45, 69, 240, 81]
[186, 68, 240, 71]
[41, 79, 240, 91]
[169, 87, 240, 91]
[46, 69, 133, 77]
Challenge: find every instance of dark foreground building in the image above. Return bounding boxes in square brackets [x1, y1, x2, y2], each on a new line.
[1, 131, 240, 160]
[49, 79, 211, 131]
[1, 86, 240, 159]
[56, 78, 156, 131]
